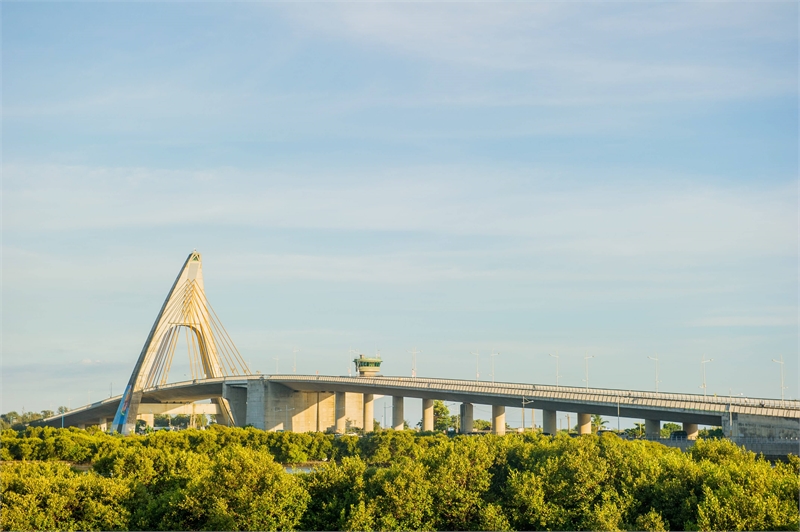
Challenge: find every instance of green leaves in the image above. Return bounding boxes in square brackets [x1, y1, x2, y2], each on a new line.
[1, 427, 798, 531]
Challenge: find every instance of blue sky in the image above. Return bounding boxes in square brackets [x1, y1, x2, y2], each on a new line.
[2, 2, 797, 427]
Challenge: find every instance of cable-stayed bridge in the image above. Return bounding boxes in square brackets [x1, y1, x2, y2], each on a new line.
[37, 252, 800, 456]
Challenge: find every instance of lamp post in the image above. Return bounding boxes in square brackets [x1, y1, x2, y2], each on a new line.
[648, 355, 660, 393]
[521, 396, 534, 431]
[583, 354, 595, 390]
[700, 356, 713, 397]
[549, 353, 561, 386]
[471, 351, 480, 381]
[772, 354, 786, 405]
[408, 347, 421, 378]
[490, 350, 500, 383]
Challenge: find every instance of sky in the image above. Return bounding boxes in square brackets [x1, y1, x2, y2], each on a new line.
[2, 2, 798, 429]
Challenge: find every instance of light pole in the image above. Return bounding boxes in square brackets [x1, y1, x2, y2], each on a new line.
[700, 355, 713, 397]
[471, 351, 480, 381]
[549, 353, 560, 386]
[648, 355, 660, 393]
[772, 354, 786, 405]
[583, 354, 595, 390]
[273, 356, 280, 374]
[490, 350, 500, 383]
[292, 347, 300, 374]
[408, 347, 421, 378]
[521, 396, 534, 431]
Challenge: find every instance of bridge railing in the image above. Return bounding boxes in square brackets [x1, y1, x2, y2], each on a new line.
[267, 374, 800, 413]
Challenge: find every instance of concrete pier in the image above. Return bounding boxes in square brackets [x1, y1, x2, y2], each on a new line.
[645, 419, 661, 439]
[578, 413, 591, 435]
[363, 394, 374, 433]
[223, 383, 247, 426]
[683, 422, 698, 440]
[543, 409, 557, 435]
[392, 396, 404, 430]
[492, 405, 506, 435]
[137, 413, 154, 427]
[460, 403, 473, 433]
[422, 398, 434, 431]
[335, 391, 347, 433]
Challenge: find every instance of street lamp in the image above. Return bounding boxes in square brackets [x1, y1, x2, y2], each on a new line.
[407, 347, 421, 378]
[490, 350, 500, 383]
[583, 354, 595, 390]
[772, 354, 786, 405]
[521, 396, 534, 431]
[648, 355, 660, 393]
[549, 353, 561, 386]
[700, 355, 713, 397]
[471, 351, 480, 381]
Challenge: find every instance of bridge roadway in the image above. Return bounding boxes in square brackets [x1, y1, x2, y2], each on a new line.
[40, 374, 800, 431]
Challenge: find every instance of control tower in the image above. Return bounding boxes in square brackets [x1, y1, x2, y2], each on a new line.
[353, 353, 382, 377]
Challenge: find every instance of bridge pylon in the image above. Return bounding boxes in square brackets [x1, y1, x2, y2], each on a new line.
[111, 251, 250, 434]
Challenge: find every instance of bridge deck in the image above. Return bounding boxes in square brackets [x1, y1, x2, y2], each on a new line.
[39, 374, 800, 429]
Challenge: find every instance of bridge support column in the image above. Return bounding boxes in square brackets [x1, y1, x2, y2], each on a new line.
[683, 423, 698, 440]
[222, 383, 247, 427]
[492, 405, 506, 435]
[335, 392, 347, 434]
[542, 409, 557, 435]
[645, 419, 661, 439]
[578, 413, 591, 435]
[422, 398, 434, 431]
[363, 394, 374, 433]
[460, 403, 473, 433]
[98, 418, 110, 431]
[137, 413, 154, 428]
[392, 396, 404, 430]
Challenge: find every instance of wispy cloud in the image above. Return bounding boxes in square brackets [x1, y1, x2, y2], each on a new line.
[5, 163, 795, 260]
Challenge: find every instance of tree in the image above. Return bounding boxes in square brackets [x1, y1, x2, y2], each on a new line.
[57, 406, 69, 414]
[698, 427, 724, 439]
[433, 400, 452, 431]
[591, 414, 607, 433]
[473, 419, 491, 431]
[164, 446, 310, 530]
[625, 422, 645, 439]
[661, 422, 682, 438]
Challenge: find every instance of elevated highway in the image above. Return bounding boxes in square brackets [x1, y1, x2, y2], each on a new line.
[40, 374, 800, 441]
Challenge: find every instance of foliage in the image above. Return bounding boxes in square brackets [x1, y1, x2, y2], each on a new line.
[591, 414, 607, 433]
[473, 418, 491, 431]
[661, 422, 683, 438]
[433, 400, 453, 431]
[1, 426, 798, 531]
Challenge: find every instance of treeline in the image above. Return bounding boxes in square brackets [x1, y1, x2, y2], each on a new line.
[1, 426, 798, 531]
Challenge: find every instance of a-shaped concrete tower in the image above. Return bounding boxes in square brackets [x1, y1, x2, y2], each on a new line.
[111, 251, 249, 434]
